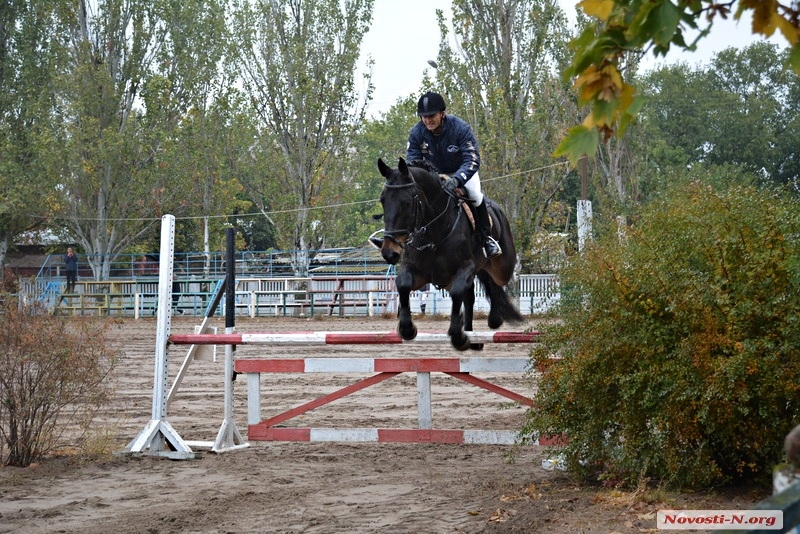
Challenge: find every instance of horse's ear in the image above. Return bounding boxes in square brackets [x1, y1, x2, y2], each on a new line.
[398, 157, 409, 176]
[377, 158, 391, 179]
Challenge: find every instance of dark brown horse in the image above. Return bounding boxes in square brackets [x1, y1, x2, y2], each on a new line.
[376, 157, 522, 350]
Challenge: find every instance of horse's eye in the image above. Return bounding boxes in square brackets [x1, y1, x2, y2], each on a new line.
[372, 213, 384, 220]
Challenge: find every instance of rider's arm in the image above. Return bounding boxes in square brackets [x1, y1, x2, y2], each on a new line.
[449, 118, 480, 185]
[406, 123, 425, 165]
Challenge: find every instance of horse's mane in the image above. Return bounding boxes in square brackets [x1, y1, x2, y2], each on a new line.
[406, 159, 434, 172]
[406, 160, 442, 188]
[407, 159, 438, 175]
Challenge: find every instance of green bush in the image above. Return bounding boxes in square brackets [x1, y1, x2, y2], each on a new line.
[0, 302, 117, 467]
[522, 181, 800, 488]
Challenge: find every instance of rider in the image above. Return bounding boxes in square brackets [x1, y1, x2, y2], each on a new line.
[406, 91, 502, 258]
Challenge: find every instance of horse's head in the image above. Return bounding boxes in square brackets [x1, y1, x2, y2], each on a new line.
[377, 157, 421, 264]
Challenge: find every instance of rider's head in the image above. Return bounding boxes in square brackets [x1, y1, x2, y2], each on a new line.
[417, 92, 446, 133]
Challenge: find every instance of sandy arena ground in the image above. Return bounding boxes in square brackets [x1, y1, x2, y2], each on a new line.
[0, 315, 770, 533]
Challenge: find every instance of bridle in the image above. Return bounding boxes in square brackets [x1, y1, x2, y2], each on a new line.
[381, 175, 463, 252]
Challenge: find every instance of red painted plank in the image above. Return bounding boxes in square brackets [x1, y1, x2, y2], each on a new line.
[234, 359, 305, 373]
[537, 433, 568, 446]
[492, 331, 540, 343]
[249, 426, 311, 441]
[325, 332, 404, 344]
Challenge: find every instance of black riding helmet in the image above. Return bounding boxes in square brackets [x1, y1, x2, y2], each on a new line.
[417, 92, 446, 117]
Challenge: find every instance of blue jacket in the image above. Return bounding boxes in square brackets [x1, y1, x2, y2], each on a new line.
[406, 114, 480, 186]
[64, 253, 78, 273]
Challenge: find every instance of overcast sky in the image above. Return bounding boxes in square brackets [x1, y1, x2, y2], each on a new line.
[359, 0, 785, 117]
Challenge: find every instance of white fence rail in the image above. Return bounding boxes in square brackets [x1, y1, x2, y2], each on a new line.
[23, 274, 559, 318]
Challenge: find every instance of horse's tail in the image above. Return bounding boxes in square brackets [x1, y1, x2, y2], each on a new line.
[477, 270, 524, 328]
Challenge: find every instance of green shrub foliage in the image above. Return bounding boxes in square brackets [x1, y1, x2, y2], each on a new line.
[0, 302, 116, 467]
[523, 181, 800, 487]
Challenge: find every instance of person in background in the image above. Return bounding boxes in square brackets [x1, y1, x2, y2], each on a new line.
[406, 91, 502, 258]
[419, 283, 431, 316]
[172, 268, 184, 315]
[63, 247, 78, 293]
[134, 255, 147, 277]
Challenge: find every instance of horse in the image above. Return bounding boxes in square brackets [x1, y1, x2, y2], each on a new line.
[375, 157, 523, 351]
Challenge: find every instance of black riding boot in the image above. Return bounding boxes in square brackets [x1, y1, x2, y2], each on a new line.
[475, 200, 502, 258]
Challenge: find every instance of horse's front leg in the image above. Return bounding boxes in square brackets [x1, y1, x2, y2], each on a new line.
[447, 268, 474, 351]
[462, 283, 484, 351]
[395, 269, 417, 340]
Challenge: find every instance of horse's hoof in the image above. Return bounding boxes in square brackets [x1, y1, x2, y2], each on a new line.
[398, 323, 417, 340]
[451, 333, 470, 351]
[470, 343, 484, 351]
[488, 314, 503, 330]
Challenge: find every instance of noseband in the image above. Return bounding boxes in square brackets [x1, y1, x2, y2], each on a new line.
[381, 181, 420, 247]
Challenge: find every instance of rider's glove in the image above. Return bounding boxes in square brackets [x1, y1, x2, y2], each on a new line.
[443, 176, 460, 195]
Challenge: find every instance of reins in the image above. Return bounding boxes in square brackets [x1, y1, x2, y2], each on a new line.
[382, 173, 464, 252]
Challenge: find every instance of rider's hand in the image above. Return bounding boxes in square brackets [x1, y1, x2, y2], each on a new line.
[443, 176, 460, 195]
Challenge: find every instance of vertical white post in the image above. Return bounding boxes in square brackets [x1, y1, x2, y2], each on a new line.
[124, 215, 194, 459]
[247, 373, 261, 426]
[417, 372, 432, 429]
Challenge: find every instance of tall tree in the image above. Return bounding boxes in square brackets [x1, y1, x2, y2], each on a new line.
[0, 0, 66, 270]
[231, 0, 374, 265]
[432, 0, 576, 253]
[57, 0, 229, 279]
[159, 88, 256, 270]
[637, 42, 800, 187]
[703, 43, 798, 182]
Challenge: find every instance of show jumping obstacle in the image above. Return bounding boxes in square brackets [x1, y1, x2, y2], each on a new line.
[124, 215, 542, 458]
[170, 335, 543, 445]
[234, 356, 546, 445]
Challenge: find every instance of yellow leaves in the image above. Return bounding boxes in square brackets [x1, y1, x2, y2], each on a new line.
[488, 508, 514, 522]
[525, 483, 543, 499]
[579, 0, 616, 21]
[773, 13, 800, 46]
[747, 0, 798, 42]
[559, 0, 800, 165]
[576, 63, 623, 104]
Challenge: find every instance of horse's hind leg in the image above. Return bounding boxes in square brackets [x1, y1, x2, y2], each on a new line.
[479, 270, 505, 329]
[488, 298, 503, 330]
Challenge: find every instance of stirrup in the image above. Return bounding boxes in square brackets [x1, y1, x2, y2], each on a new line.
[484, 237, 502, 258]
